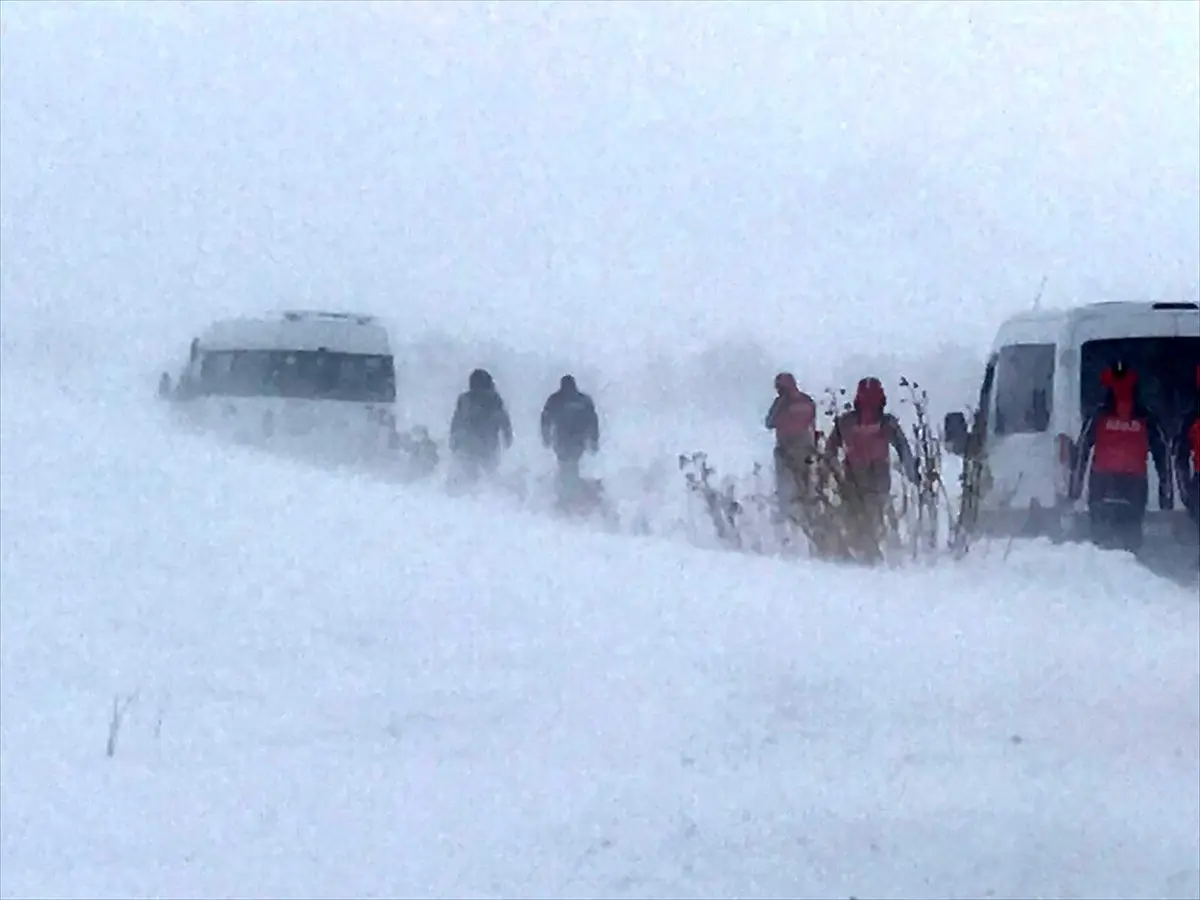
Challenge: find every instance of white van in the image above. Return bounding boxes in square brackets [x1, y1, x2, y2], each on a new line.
[164, 310, 399, 461]
[944, 299, 1200, 539]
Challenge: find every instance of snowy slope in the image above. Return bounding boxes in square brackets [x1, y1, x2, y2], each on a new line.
[2, 371, 1199, 900]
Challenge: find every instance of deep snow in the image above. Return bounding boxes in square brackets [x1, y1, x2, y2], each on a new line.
[2, 367, 1198, 900]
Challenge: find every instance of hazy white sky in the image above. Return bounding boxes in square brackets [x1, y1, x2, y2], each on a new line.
[1, 0, 1197, 373]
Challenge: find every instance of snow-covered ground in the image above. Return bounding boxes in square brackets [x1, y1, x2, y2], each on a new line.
[2, 367, 1198, 900]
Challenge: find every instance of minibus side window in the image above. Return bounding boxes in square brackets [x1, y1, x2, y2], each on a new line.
[993, 343, 1055, 435]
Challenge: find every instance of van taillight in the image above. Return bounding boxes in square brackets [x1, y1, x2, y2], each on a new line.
[1057, 433, 1075, 466]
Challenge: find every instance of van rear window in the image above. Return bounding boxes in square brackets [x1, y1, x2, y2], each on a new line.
[993, 343, 1055, 435]
[195, 350, 396, 403]
[1080, 337, 1200, 435]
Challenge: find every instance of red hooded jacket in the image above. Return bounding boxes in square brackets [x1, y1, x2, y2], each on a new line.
[765, 373, 817, 445]
[825, 378, 918, 486]
[1069, 366, 1171, 502]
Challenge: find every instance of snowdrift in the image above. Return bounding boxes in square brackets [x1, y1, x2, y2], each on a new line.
[2, 371, 1199, 899]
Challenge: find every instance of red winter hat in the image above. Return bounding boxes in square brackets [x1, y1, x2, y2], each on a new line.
[1100, 362, 1137, 389]
[855, 376, 886, 411]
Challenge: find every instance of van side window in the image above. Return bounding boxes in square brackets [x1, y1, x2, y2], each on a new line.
[192, 350, 396, 403]
[992, 343, 1055, 435]
[198, 351, 235, 394]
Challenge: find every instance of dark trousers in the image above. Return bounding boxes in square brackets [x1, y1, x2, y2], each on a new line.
[773, 443, 815, 507]
[1087, 472, 1148, 552]
[1088, 500, 1146, 552]
[452, 448, 499, 485]
[1185, 473, 1199, 526]
[553, 449, 585, 504]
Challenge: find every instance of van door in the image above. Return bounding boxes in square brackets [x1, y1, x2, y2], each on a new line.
[984, 342, 1059, 510]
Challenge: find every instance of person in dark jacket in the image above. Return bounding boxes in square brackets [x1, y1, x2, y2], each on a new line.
[541, 374, 600, 497]
[764, 372, 819, 515]
[1174, 364, 1200, 526]
[824, 376, 919, 541]
[1069, 361, 1172, 552]
[449, 368, 513, 483]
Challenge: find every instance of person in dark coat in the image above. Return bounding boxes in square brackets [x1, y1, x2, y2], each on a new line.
[1069, 361, 1172, 552]
[541, 375, 600, 494]
[1174, 364, 1200, 526]
[449, 368, 513, 483]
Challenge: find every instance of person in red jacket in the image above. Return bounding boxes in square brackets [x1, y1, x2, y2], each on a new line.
[1069, 361, 1172, 551]
[764, 372, 818, 514]
[1174, 364, 1200, 526]
[824, 376, 918, 534]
